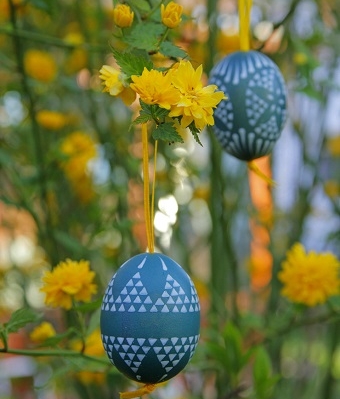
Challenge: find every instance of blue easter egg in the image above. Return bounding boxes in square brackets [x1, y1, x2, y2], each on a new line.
[100, 253, 200, 384]
[209, 50, 287, 161]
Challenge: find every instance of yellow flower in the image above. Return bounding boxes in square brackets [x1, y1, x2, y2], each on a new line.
[169, 61, 226, 130]
[278, 243, 340, 307]
[24, 49, 57, 83]
[99, 65, 136, 105]
[36, 110, 68, 130]
[60, 131, 97, 175]
[72, 329, 105, 384]
[41, 259, 97, 310]
[161, 1, 183, 29]
[113, 4, 134, 28]
[60, 131, 97, 203]
[30, 322, 56, 343]
[293, 52, 308, 66]
[326, 135, 340, 157]
[130, 67, 180, 109]
[324, 180, 340, 198]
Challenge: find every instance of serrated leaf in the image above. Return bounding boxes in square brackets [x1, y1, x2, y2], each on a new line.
[152, 122, 184, 143]
[124, 22, 166, 51]
[111, 48, 153, 77]
[4, 308, 40, 334]
[188, 122, 203, 146]
[132, 113, 152, 125]
[151, 106, 169, 121]
[159, 41, 188, 59]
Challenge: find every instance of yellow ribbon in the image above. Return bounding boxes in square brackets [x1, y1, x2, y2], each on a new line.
[247, 160, 276, 187]
[141, 123, 156, 253]
[239, 0, 253, 51]
[120, 384, 156, 399]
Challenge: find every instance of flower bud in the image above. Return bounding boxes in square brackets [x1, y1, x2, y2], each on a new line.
[113, 4, 134, 28]
[161, 1, 183, 29]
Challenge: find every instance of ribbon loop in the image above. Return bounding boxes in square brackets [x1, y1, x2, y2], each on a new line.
[120, 384, 156, 399]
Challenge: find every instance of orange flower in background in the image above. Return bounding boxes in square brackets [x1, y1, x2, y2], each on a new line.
[113, 4, 134, 28]
[161, 1, 183, 29]
[41, 259, 97, 310]
[278, 243, 340, 307]
[30, 322, 56, 343]
[24, 49, 57, 83]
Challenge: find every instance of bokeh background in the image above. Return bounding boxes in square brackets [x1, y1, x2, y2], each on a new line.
[0, 0, 340, 398]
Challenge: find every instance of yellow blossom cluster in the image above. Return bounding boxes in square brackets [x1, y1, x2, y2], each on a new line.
[40, 258, 97, 310]
[278, 243, 340, 307]
[60, 131, 97, 203]
[100, 60, 225, 132]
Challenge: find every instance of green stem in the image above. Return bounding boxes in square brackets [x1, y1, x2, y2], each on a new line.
[8, 0, 59, 265]
[0, 347, 110, 365]
[264, 311, 340, 345]
[0, 26, 107, 51]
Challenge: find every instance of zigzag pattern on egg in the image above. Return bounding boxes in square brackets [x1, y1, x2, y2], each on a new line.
[209, 50, 287, 161]
[100, 253, 200, 384]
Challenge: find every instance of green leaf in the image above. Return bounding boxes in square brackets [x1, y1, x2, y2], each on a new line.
[0, 148, 13, 165]
[151, 106, 169, 122]
[53, 230, 86, 257]
[111, 48, 153, 78]
[73, 297, 102, 313]
[253, 346, 280, 399]
[132, 101, 153, 126]
[159, 41, 188, 59]
[134, 0, 151, 12]
[87, 307, 101, 336]
[38, 328, 76, 347]
[4, 308, 41, 334]
[124, 22, 166, 52]
[188, 122, 203, 146]
[152, 122, 184, 143]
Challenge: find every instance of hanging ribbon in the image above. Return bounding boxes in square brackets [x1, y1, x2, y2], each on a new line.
[141, 123, 155, 253]
[248, 160, 276, 187]
[120, 383, 156, 399]
[239, 0, 252, 51]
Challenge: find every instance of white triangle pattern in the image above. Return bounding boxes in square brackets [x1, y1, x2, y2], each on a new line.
[102, 334, 199, 381]
[102, 271, 200, 314]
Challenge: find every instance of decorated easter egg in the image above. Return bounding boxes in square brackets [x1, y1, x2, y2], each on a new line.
[100, 253, 200, 384]
[209, 50, 287, 161]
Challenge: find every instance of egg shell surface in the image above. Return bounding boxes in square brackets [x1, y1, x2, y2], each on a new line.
[101, 253, 200, 384]
[209, 50, 287, 161]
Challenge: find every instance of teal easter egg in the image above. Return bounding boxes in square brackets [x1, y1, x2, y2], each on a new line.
[100, 253, 200, 384]
[209, 50, 287, 161]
